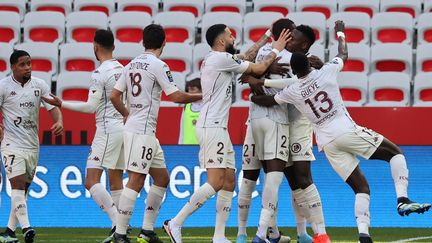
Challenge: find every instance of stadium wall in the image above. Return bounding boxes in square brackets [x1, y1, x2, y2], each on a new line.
[0, 145, 431, 228]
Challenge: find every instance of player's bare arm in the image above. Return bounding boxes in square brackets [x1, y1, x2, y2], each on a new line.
[48, 107, 63, 136]
[110, 88, 129, 119]
[308, 55, 324, 69]
[237, 30, 272, 61]
[41, 94, 62, 107]
[0, 123, 4, 142]
[250, 94, 278, 107]
[268, 56, 290, 76]
[244, 29, 291, 76]
[335, 20, 348, 62]
[168, 91, 202, 104]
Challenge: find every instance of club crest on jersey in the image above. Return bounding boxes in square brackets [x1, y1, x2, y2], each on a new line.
[232, 55, 241, 64]
[34, 90, 40, 97]
[114, 73, 122, 81]
[166, 71, 174, 82]
[291, 143, 302, 153]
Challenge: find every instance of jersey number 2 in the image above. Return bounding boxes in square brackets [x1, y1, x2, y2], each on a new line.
[305, 91, 333, 119]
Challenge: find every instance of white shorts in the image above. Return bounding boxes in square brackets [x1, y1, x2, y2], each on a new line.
[288, 106, 316, 162]
[123, 131, 166, 175]
[87, 132, 125, 170]
[1, 148, 38, 183]
[196, 127, 235, 169]
[323, 126, 384, 181]
[242, 124, 261, 170]
[251, 117, 290, 162]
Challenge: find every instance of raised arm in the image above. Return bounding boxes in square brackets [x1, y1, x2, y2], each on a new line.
[334, 20, 348, 62]
[42, 91, 101, 114]
[168, 91, 202, 104]
[237, 29, 272, 61]
[0, 123, 4, 143]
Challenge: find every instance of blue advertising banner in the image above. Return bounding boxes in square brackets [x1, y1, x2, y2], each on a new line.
[1, 146, 431, 228]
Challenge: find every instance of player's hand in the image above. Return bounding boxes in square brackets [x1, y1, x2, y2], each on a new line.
[271, 28, 291, 52]
[239, 75, 265, 95]
[335, 20, 345, 33]
[51, 121, 63, 136]
[308, 55, 324, 69]
[41, 94, 63, 107]
[268, 57, 290, 75]
[249, 83, 265, 96]
[0, 123, 4, 142]
[123, 115, 128, 125]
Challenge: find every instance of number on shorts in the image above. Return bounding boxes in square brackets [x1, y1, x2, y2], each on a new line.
[3, 155, 15, 165]
[217, 142, 224, 155]
[281, 135, 287, 148]
[243, 144, 256, 157]
[305, 91, 334, 119]
[130, 73, 142, 97]
[141, 146, 153, 161]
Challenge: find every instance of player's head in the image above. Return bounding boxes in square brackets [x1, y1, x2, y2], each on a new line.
[143, 24, 166, 54]
[272, 18, 296, 41]
[290, 52, 311, 77]
[10, 50, 31, 82]
[186, 78, 201, 93]
[93, 29, 115, 61]
[206, 24, 236, 54]
[286, 25, 316, 54]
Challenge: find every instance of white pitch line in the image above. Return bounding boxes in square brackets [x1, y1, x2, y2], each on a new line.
[389, 236, 432, 243]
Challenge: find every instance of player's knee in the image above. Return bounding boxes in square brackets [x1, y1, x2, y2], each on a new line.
[296, 176, 313, 189]
[154, 174, 170, 188]
[243, 170, 260, 181]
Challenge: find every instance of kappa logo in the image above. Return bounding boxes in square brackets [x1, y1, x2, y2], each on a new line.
[131, 162, 138, 167]
[10, 91, 16, 96]
[146, 206, 154, 211]
[291, 143, 302, 153]
[208, 159, 215, 164]
[93, 156, 100, 161]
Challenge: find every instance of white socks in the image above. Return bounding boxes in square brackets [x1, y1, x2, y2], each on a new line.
[390, 154, 409, 198]
[116, 187, 138, 235]
[237, 178, 256, 236]
[111, 189, 122, 207]
[214, 190, 234, 239]
[143, 185, 166, 231]
[89, 183, 118, 226]
[11, 189, 30, 229]
[173, 183, 216, 226]
[303, 184, 326, 235]
[292, 189, 308, 236]
[355, 193, 370, 236]
[257, 172, 283, 239]
[7, 206, 19, 231]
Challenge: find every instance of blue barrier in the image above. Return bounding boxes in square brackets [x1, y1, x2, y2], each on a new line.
[1, 146, 431, 228]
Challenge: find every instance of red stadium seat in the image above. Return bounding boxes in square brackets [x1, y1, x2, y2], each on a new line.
[154, 12, 196, 44]
[110, 12, 150, 43]
[57, 72, 92, 102]
[0, 0, 26, 20]
[381, 0, 421, 18]
[371, 13, 413, 44]
[328, 12, 370, 45]
[164, 0, 204, 18]
[0, 12, 20, 44]
[337, 72, 368, 106]
[367, 72, 410, 106]
[0, 43, 12, 76]
[338, 0, 379, 17]
[66, 12, 108, 43]
[371, 44, 412, 74]
[23, 12, 65, 44]
[287, 12, 327, 45]
[297, 0, 337, 19]
[418, 13, 432, 45]
[416, 44, 432, 73]
[414, 73, 432, 106]
[253, 0, 294, 16]
[205, 0, 246, 15]
[244, 12, 284, 43]
[60, 43, 98, 73]
[117, 0, 158, 16]
[113, 43, 143, 66]
[74, 0, 114, 16]
[31, 0, 72, 16]
[201, 12, 243, 46]
[160, 43, 192, 75]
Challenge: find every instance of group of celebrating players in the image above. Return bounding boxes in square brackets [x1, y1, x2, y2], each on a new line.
[0, 15, 430, 243]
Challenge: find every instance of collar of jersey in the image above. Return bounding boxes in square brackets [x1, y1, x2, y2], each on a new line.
[11, 75, 30, 87]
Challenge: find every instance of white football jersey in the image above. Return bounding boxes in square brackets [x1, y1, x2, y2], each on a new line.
[114, 52, 179, 135]
[197, 51, 250, 128]
[90, 59, 124, 134]
[0, 76, 55, 150]
[274, 57, 357, 150]
[250, 44, 291, 124]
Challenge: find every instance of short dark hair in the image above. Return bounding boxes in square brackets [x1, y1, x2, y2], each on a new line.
[290, 52, 310, 75]
[206, 24, 227, 47]
[186, 78, 201, 92]
[10, 50, 30, 65]
[296, 25, 316, 47]
[272, 18, 295, 40]
[94, 29, 114, 50]
[143, 24, 165, 49]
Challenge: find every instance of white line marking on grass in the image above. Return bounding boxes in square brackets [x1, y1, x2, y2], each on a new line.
[389, 236, 432, 242]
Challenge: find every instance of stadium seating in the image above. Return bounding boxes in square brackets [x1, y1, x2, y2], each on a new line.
[296, 0, 337, 19]
[205, 0, 247, 15]
[244, 12, 284, 44]
[0, 0, 26, 20]
[113, 42, 144, 66]
[367, 72, 411, 107]
[30, 0, 72, 16]
[117, 0, 158, 16]
[154, 12, 196, 44]
[56, 71, 92, 101]
[109, 12, 151, 43]
[287, 12, 327, 45]
[172, 71, 186, 91]
[23, 12, 65, 44]
[73, 0, 115, 16]
[337, 0, 379, 17]
[308, 43, 325, 62]
[160, 43, 193, 75]
[0, 43, 13, 77]
[425, 1, 432, 13]
[328, 12, 371, 45]
[60, 43, 98, 73]
[193, 42, 211, 72]
[413, 73, 432, 106]
[417, 13, 432, 44]
[336, 72, 368, 106]
[0, 12, 20, 45]
[380, 0, 422, 18]
[201, 12, 243, 45]
[32, 71, 52, 87]
[371, 13, 414, 44]
[253, 0, 295, 16]
[371, 44, 412, 75]
[66, 11, 108, 43]
[233, 82, 250, 107]
[329, 44, 370, 74]
[163, 0, 204, 19]
[416, 44, 432, 73]
[15, 42, 58, 76]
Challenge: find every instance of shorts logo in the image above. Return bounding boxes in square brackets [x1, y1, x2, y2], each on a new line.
[131, 162, 138, 167]
[291, 143, 302, 153]
[207, 159, 214, 164]
[217, 157, 223, 163]
[93, 156, 100, 161]
[244, 158, 251, 164]
[141, 162, 148, 169]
